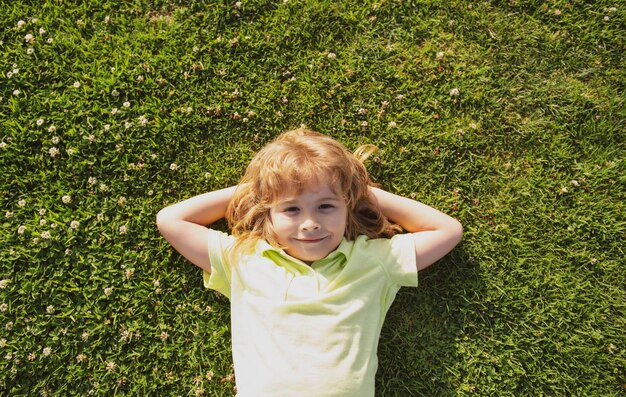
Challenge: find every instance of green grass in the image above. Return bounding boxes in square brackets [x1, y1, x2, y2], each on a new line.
[1, 0, 624, 395]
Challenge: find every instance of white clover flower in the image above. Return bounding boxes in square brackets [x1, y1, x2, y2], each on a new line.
[123, 101, 130, 108]
[169, 163, 178, 170]
[119, 225, 127, 234]
[361, 121, 368, 127]
[111, 89, 119, 97]
[46, 305, 55, 314]
[106, 361, 117, 372]
[104, 16, 111, 23]
[327, 52, 337, 60]
[62, 195, 71, 204]
[358, 108, 367, 115]
[571, 180, 579, 186]
[136, 75, 144, 82]
[99, 183, 108, 192]
[81, 332, 90, 341]
[88, 176, 97, 185]
[27, 48, 34, 55]
[604, 15, 610, 21]
[39, 27, 46, 35]
[234, 1, 242, 9]
[42, 347, 52, 356]
[24, 34, 34, 43]
[51, 136, 59, 144]
[41, 231, 51, 239]
[46, 37, 53, 43]
[554, 9, 561, 15]
[36, 118, 44, 126]
[124, 121, 132, 129]
[17, 20, 26, 28]
[73, 81, 81, 88]
[70, 220, 80, 229]
[12, 89, 20, 96]
[608, 7, 617, 12]
[7, 72, 13, 79]
[560, 187, 569, 194]
[103, 124, 111, 132]
[48, 125, 56, 132]
[18, 199, 26, 207]
[76, 353, 87, 363]
[5, 211, 13, 218]
[67, 148, 75, 155]
[104, 287, 113, 296]
[396, 94, 405, 101]
[117, 196, 127, 206]
[138, 115, 147, 125]
[39, 208, 46, 215]
[0, 279, 9, 289]
[388, 121, 397, 128]
[40, 219, 47, 226]
[49, 147, 59, 157]
[436, 51, 445, 60]
[0, 142, 6, 149]
[450, 88, 460, 97]
[5, 321, 13, 331]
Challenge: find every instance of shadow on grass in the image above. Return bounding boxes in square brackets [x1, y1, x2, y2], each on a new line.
[377, 246, 482, 396]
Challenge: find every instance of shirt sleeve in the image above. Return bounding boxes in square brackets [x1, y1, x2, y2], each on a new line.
[374, 233, 418, 287]
[203, 229, 236, 299]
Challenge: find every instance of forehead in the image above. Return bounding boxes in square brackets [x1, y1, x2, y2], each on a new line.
[275, 177, 342, 202]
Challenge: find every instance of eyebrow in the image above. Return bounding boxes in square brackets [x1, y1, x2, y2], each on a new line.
[279, 196, 342, 204]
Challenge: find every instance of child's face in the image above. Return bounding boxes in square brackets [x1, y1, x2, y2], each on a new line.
[269, 179, 347, 264]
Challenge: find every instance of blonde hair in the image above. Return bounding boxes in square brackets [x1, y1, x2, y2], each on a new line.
[225, 127, 401, 256]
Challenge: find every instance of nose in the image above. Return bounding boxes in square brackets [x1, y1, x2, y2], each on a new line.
[300, 216, 320, 231]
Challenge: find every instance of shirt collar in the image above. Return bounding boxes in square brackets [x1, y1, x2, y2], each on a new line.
[257, 238, 352, 267]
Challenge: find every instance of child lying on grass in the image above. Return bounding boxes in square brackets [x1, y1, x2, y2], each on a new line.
[156, 128, 463, 396]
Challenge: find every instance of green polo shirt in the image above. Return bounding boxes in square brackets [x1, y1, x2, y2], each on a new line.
[203, 229, 417, 397]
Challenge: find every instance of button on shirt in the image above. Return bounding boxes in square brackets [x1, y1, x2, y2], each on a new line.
[203, 229, 418, 397]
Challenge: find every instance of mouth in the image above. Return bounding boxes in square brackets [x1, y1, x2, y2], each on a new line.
[295, 236, 327, 243]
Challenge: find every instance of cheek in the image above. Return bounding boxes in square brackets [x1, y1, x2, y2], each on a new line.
[269, 214, 292, 240]
[332, 209, 348, 233]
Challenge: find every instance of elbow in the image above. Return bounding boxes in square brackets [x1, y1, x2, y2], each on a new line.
[156, 207, 172, 231]
[452, 220, 464, 245]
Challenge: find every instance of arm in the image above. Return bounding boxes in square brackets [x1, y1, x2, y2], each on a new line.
[369, 187, 463, 271]
[156, 186, 238, 273]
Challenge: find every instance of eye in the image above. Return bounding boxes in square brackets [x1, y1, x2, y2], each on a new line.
[284, 206, 300, 213]
[319, 203, 335, 210]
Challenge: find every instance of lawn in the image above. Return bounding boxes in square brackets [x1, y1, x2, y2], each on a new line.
[1, 0, 624, 395]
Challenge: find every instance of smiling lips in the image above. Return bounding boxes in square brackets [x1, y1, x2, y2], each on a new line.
[295, 236, 327, 243]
